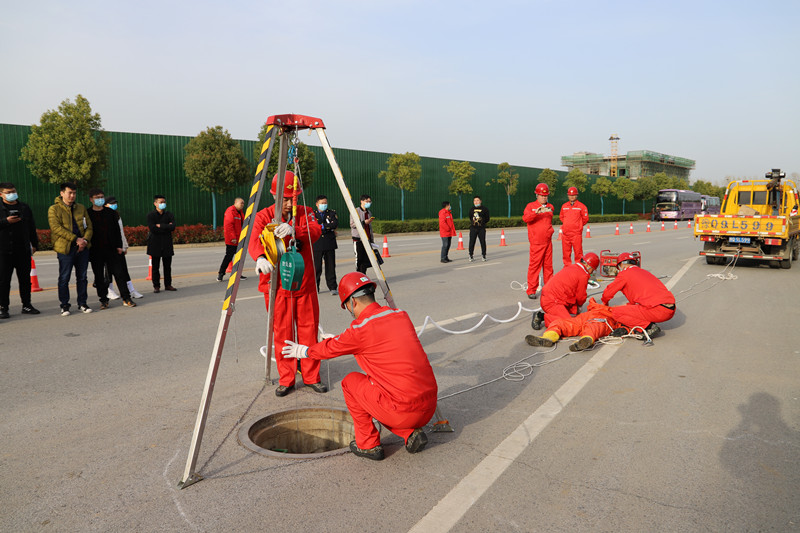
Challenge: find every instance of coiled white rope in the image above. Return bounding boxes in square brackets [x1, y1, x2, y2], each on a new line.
[416, 301, 540, 336]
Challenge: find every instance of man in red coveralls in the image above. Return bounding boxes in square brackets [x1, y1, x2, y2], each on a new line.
[559, 187, 589, 266]
[248, 171, 325, 397]
[282, 272, 438, 461]
[217, 197, 245, 282]
[522, 183, 554, 299]
[531, 252, 600, 330]
[526, 298, 621, 352]
[602, 252, 676, 338]
[438, 200, 456, 263]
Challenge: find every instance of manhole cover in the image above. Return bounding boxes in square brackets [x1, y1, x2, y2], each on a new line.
[238, 407, 354, 459]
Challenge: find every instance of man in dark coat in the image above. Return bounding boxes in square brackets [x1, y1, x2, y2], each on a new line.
[312, 194, 339, 294]
[0, 181, 40, 318]
[146, 194, 176, 292]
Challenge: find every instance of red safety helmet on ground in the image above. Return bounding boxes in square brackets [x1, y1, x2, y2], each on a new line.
[582, 252, 600, 272]
[567, 187, 579, 196]
[338, 272, 377, 308]
[270, 171, 302, 197]
[616, 252, 638, 267]
[535, 183, 550, 196]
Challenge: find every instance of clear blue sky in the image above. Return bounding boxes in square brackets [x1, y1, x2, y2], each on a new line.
[2, 0, 798, 184]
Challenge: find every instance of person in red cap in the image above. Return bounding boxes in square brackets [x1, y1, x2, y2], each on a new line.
[522, 183, 554, 299]
[438, 200, 456, 263]
[559, 186, 589, 266]
[526, 298, 621, 352]
[282, 272, 438, 461]
[217, 197, 245, 282]
[248, 171, 325, 397]
[602, 253, 676, 338]
[531, 252, 600, 330]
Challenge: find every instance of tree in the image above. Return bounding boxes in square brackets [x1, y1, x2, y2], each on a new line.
[379, 152, 421, 221]
[562, 168, 588, 194]
[612, 177, 635, 214]
[20, 94, 110, 190]
[591, 177, 613, 215]
[492, 162, 519, 217]
[634, 175, 661, 214]
[254, 122, 316, 190]
[538, 168, 559, 194]
[445, 161, 475, 219]
[185, 126, 250, 229]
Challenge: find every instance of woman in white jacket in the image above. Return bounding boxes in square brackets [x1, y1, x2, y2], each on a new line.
[104, 197, 143, 299]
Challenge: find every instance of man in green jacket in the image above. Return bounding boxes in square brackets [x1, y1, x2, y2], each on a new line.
[48, 182, 93, 316]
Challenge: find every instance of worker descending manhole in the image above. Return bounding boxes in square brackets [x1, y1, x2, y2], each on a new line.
[238, 407, 355, 459]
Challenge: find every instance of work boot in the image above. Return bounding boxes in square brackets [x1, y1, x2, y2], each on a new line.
[531, 311, 545, 330]
[275, 384, 294, 397]
[405, 428, 428, 454]
[569, 336, 594, 352]
[306, 382, 327, 393]
[610, 327, 628, 337]
[525, 334, 554, 347]
[644, 323, 661, 338]
[349, 440, 385, 461]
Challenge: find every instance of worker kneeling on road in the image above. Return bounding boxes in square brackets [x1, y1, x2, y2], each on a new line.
[602, 252, 676, 338]
[526, 298, 621, 352]
[282, 272, 438, 461]
[531, 252, 600, 331]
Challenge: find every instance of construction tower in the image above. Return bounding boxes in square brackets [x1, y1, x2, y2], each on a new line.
[609, 134, 620, 178]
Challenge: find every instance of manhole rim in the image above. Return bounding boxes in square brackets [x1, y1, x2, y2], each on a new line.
[237, 405, 354, 460]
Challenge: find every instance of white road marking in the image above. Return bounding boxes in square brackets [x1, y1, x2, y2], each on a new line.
[454, 262, 501, 270]
[632, 241, 651, 245]
[410, 256, 698, 533]
[677, 236, 690, 240]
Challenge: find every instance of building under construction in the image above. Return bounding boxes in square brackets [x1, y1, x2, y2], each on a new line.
[561, 149, 695, 181]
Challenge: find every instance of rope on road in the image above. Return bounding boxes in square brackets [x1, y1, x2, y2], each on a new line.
[676, 252, 739, 303]
[416, 301, 540, 336]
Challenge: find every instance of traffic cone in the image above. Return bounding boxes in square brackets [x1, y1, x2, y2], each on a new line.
[456, 232, 464, 250]
[661, 221, 665, 231]
[381, 235, 391, 257]
[557, 228, 562, 241]
[674, 220, 678, 230]
[615, 223, 620, 236]
[646, 222, 651, 232]
[226, 261, 233, 273]
[146, 256, 153, 280]
[30, 257, 43, 292]
[585, 225, 591, 238]
[500, 230, 507, 246]
[687, 219, 692, 229]
[629, 222, 634, 234]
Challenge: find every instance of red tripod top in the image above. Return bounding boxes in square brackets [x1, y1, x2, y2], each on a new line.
[266, 114, 326, 130]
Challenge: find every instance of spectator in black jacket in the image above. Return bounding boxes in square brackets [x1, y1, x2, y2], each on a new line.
[146, 194, 176, 292]
[87, 189, 135, 309]
[0, 181, 40, 318]
[312, 195, 339, 294]
[468, 195, 490, 262]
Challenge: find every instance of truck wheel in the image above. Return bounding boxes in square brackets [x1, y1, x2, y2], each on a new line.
[793, 241, 799, 261]
[780, 259, 792, 269]
[706, 256, 715, 265]
[769, 260, 780, 269]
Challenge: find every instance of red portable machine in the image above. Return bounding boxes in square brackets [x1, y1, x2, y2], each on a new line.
[598, 249, 641, 278]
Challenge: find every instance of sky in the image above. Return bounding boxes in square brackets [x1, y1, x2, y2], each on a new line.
[2, 0, 798, 184]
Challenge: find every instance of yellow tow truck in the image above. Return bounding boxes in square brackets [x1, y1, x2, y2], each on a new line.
[694, 169, 800, 268]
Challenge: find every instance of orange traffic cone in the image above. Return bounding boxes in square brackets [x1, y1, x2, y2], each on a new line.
[661, 221, 665, 231]
[585, 225, 592, 238]
[646, 222, 651, 232]
[500, 230, 507, 246]
[456, 232, 464, 250]
[674, 220, 678, 230]
[381, 235, 391, 257]
[30, 257, 43, 292]
[557, 228, 562, 241]
[615, 223, 620, 236]
[687, 219, 692, 229]
[629, 223, 634, 234]
[146, 256, 153, 280]
[226, 261, 233, 273]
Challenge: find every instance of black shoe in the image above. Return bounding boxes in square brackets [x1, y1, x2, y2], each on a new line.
[0, 308, 9, 319]
[644, 323, 661, 337]
[239, 275, 247, 280]
[275, 384, 294, 397]
[216, 274, 224, 282]
[21, 305, 40, 315]
[99, 301, 109, 310]
[531, 311, 544, 331]
[153, 287, 161, 293]
[349, 440, 385, 461]
[306, 382, 328, 393]
[610, 327, 628, 337]
[440, 259, 448, 263]
[165, 286, 177, 291]
[444, 258, 452, 263]
[528, 292, 539, 300]
[405, 428, 428, 454]
[525, 334, 554, 347]
[569, 336, 594, 352]
[122, 299, 137, 308]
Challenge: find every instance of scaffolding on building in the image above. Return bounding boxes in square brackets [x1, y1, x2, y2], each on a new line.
[561, 149, 695, 181]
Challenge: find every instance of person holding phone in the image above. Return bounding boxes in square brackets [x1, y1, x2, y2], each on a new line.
[0, 182, 40, 318]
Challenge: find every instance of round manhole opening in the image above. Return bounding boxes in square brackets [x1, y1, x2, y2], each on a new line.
[238, 407, 355, 459]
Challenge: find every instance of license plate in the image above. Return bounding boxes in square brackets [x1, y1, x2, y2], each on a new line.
[729, 236, 751, 244]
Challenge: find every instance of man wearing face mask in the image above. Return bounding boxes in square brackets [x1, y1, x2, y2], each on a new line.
[248, 171, 325, 397]
[350, 194, 382, 274]
[468, 195, 490, 262]
[312, 194, 338, 294]
[147, 195, 176, 293]
[87, 189, 135, 309]
[282, 272, 438, 461]
[0, 182, 40, 318]
[103, 197, 143, 300]
[438, 200, 456, 263]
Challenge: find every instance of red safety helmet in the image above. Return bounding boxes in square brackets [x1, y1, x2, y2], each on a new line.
[535, 183, 550, 196]
[582, 252, 600, 271]
[270, 171, 302, 197]
[567, 187, 578, 196]
[338, 272, 377, 309]
[616, 252, 638, 267]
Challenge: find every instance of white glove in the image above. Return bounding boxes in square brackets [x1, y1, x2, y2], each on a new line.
[274, 222, 294, 239]
[281, 340, 308, 359]
[370, 243, 380, 251]
[255, 256, 273, 275]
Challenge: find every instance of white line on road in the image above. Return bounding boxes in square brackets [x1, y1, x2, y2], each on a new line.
[454, 262, 501, 270]
[410, 256, 698, 533]
[677, 236, 690, 240]
[632, 241, 651, 245]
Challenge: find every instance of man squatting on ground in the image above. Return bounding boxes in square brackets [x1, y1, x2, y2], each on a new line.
[531, 252, 600, 331]
[283, 272, 438, 461]
[249, 171, 327, 397]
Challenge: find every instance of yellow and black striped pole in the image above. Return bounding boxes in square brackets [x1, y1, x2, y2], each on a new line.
[178, 124, 278, 489]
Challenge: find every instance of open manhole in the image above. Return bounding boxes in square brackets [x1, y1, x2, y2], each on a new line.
[238, 407, 355, 459]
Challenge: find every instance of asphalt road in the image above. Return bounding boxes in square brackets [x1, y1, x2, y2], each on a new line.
[1, 222, 798, 532]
